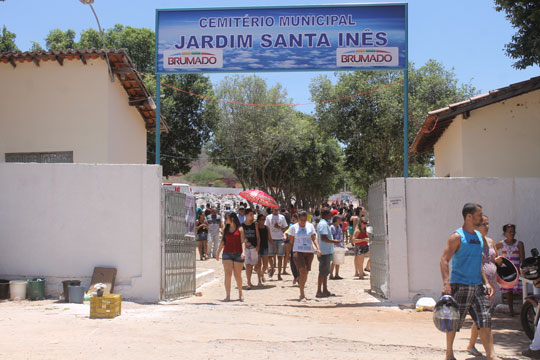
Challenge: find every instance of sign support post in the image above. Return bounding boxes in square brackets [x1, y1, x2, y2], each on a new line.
[155, 74, 161, 165]
[403, 3, 409, 178]
[403, 69, 408, 178]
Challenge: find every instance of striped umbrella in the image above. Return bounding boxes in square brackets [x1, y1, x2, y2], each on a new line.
[239, 189, 279, 209]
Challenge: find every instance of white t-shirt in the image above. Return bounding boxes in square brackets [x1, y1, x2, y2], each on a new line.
[265, 213, 288, 240]
[289, 222, 317, 253]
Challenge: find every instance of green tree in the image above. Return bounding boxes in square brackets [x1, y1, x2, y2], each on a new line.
[495, 0, 540, 69]
[209, 75, 297, 191]
[185, 169, 222, 186]
[78, 25, 155, 73]
[45, 29, 76, 50]
[310, 60, 477, 198]
[146, 74, 219, 177]
[0, 25, 20, 52]
[30, 41, 44, 52]
[269, 112, 343, 208]
[209, 75, 342, 207]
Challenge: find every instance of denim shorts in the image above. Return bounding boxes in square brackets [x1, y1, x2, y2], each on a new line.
[274, 240, 285, 256]
[354, 245, 369, 255]
[222, 252, 244, 263]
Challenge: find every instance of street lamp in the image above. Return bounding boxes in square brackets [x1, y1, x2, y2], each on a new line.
[79, 0, 114, 82]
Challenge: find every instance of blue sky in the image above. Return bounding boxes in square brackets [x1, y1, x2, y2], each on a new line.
[1, 0, 539, 113]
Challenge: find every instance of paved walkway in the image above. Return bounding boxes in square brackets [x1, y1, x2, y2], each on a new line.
[0, 254, 530, 359]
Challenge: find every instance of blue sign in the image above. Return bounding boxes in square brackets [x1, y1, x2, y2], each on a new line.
[155, 4, 407, 73]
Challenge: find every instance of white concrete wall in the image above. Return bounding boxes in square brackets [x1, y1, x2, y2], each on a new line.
[382, 177, 540, 303]
[434, 89, 540, 178]
[385, 178, 410, 301]
[434, 116, 464, 177]
[0, 163, 162, 302]
[107, 72, 147, 164]
[0, 59, 146, 164]
[461, 90, 540, 177]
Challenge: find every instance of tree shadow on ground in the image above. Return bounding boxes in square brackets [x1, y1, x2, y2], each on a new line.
[459, 313, 530, 359]
[269, 301, 395, 309]
[243, 285, 277, 291]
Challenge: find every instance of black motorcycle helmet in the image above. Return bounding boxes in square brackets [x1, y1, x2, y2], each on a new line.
[521, 248, 540, 281]
[433, 295, 460, 333]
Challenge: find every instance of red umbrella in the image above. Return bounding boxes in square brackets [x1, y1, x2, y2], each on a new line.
[239, 189, 279, 209]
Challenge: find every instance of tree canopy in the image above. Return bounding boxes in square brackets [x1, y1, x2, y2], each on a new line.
[0, 25, 19, 52]
[146, 74, 219, 177]
[495, 0, 540, 69]
[310, 60, 477, 198]
[208, 75, 342, 208]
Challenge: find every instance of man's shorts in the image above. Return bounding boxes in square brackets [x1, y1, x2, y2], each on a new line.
[318, 254, 333, 277]
[293, 252, 314, 271]
[245, 246, 259, 265]
[354, 245, 369, 256]
[222, 252, 244, 263]
[451, 283, 492, 331]
[274, 240, 285, 256]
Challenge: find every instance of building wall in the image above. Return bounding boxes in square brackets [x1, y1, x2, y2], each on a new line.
[434, 116, 464, 177]
[0, 60, 109, 163]
[107, 74, 147, 164]
[434, 89, 540, 177]
[461, 89, 540, 177]
[0, 163, 162, 302]
[376, 177, 540, 303]
[0, 59, 147, 164]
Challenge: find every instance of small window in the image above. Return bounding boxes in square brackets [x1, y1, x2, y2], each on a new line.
[5, 151, 73, 163]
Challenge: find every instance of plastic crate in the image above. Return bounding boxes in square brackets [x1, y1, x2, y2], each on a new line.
[90, 294, 122, 319]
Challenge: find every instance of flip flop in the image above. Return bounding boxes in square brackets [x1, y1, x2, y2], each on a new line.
[466, 347, 482, 357]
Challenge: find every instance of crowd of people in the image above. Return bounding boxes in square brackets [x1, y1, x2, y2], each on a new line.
[195, 198, 539, 358]
[194, 200, 369, 302]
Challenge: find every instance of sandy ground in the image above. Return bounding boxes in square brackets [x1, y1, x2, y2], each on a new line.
[0, 254, 531, 360]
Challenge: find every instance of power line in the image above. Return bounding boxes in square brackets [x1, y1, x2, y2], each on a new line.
[134, 69, 403, 107]
[147, 151, 251, 161]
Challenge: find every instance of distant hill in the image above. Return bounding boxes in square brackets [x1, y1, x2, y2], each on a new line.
[164, 151, 239, 188]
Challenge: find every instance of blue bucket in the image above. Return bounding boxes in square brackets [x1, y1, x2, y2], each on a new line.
[68, 285, 85, 304]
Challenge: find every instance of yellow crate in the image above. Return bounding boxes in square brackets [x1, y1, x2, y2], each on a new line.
[90, 294, 122, 319]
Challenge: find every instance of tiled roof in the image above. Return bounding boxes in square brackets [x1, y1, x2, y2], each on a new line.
[410, 76, 540, 154]
[0, 49, 168, 132]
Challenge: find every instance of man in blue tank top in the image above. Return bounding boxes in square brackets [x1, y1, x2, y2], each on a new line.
[440, 203, 500, 360]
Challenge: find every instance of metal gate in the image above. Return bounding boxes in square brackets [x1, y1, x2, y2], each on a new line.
[161, 189, 196, 300]
[367, 180, 389, 298]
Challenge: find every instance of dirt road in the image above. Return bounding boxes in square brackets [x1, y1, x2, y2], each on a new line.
[0, 255, 530, 359]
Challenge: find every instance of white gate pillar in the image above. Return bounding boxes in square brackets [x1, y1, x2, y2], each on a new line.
[386, 178, 410, 302]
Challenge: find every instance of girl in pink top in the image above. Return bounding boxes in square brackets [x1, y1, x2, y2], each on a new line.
[496, 223, 525, 316]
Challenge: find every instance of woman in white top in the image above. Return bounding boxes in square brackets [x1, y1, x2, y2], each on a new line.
[288, 211, 321, 301]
